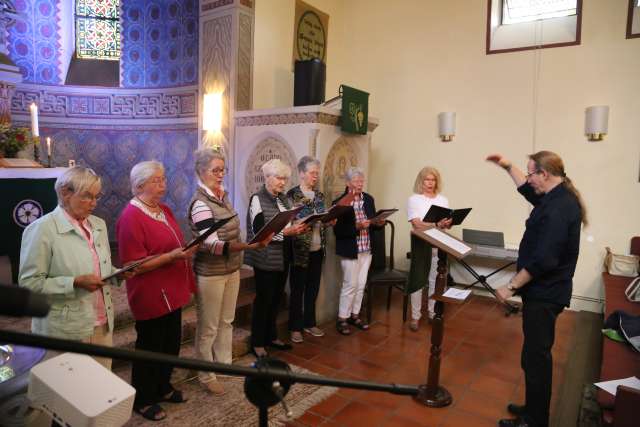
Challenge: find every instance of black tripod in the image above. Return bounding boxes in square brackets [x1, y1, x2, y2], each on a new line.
[456, 258, 520, 315]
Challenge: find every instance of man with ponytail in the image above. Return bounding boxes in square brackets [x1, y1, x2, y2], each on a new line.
[487, 151, 587, 427]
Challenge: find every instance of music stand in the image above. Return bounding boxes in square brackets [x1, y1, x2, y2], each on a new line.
[455, 258, 519, 315]
[411, 229, 471, 407]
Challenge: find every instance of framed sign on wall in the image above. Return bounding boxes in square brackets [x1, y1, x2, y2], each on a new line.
[293, 0, 329, 65]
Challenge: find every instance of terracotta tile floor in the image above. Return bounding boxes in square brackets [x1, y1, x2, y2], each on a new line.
[273, 294, 577, 427]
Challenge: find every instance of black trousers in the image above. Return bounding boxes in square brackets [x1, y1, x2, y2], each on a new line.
[289, 250, 323, 331]
[521, 299, 564, 427]
[132, 308, 182, 407]
[251, 265, 288, 347]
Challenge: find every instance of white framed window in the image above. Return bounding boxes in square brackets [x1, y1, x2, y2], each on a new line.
[502, 0, 577, 25]
[627, 0, 640, 39]
[486, 0, 582, 54]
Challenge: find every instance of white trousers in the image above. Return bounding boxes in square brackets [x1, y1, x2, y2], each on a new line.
[338, 252, 372, 319]
[195, 270, 240, 383]
[411, 251, 439, 320]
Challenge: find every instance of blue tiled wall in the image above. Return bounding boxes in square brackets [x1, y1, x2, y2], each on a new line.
[9, 0, 61, 85]
[45, 127, 199, 239]
[121, 0, 198, 87]
[8, 0, 199, 88]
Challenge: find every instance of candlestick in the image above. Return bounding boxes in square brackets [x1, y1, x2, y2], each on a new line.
[33, 136, 40, 163]
[30, 104, 39, 137]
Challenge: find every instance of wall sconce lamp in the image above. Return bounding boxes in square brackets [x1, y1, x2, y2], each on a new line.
[585, 105, 609, 142]
[203, 92, 223, 133]
[438, 112, 455, 142]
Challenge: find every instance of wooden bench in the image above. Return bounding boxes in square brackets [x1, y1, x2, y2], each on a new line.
[598, 237, 640, 427]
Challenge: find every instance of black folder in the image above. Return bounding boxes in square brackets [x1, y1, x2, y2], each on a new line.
[249, 206, 304, 244]
[423, 205, 471, 226]
[183, 214, 237, 250]
[299, 204, 354, 225]
[369, 208, 398, 223]
[102, 215, 237, 281]
[101, 254, 161, 281]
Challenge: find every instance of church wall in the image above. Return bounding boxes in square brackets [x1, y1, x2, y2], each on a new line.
[7, 1, 201, 238]
[41, 127, 198, 240]
[249, 0, 640, 312]
[121, 0, 198, 88]
[9, 0, 61, 84]
[252, 0, 347, 110]
[338, 0, 640, 312]
[9, 0, 199, 88]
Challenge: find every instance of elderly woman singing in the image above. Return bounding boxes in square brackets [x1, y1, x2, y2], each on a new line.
[19, 166, 126, 369]
[116, 161, 197, 421]
[286, 156, 334, 343]
[245, 159, 308, 358]
[188, 148, 271, 395]
[333, 167, 383, 335]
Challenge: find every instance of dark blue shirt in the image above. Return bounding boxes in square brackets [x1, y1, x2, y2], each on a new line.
[516, 182, 581, 306]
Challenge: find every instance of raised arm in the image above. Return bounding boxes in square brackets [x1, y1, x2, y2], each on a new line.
[486, 154, 527, 187]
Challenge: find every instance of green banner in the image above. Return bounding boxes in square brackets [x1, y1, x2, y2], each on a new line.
[340, 85, 369, 135]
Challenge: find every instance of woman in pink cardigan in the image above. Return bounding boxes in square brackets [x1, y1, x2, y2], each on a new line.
[116, 160, 197, 422]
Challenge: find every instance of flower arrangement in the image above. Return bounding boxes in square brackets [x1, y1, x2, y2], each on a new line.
[0, 124, 36, 158]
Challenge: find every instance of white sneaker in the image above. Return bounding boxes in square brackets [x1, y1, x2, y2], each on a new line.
[303, 327, 325, 337]
[291, 331, 304, 343]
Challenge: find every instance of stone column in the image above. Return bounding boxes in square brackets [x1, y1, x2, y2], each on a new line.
[0, 1, 22, 125]
[199, 0, 254, 198]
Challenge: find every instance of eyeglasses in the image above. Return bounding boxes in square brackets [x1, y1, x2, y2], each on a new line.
[525, 170, 542, 179]
[209, 167, 228, 175]
[79, 192, 103, 202]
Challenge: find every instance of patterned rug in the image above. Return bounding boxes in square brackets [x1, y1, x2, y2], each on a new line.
[122, 355, 337, 427]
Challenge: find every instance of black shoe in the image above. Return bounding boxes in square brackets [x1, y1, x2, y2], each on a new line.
[268, 341, 293, 350]
[251, 347, 268, 358]
[498, 417, 531, 427]
[507, 403, 526, 416]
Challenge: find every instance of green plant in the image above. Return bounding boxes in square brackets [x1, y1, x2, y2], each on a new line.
[0, 123, 33, 158]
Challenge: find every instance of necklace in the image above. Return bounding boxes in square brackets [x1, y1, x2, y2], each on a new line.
[136, 196, 159, 210]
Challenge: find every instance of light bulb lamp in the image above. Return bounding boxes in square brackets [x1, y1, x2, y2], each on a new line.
[585, 106, 609, 142]
[438, 112, 455, 142]
[202, 92, 224, 150]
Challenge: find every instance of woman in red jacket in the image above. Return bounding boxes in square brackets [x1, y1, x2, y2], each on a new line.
[116, 160, 197, 421]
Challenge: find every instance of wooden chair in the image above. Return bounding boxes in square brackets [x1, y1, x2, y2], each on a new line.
[365, 220, 409, 325]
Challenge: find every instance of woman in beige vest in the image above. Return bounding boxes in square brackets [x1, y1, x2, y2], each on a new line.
[188, 148, 271, 395]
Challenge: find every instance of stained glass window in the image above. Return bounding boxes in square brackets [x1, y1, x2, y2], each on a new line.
[75, 0, 120, 60]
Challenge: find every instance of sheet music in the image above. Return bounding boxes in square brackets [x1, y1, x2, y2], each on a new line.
[443, 288, 472, 300]
[594, 376, 640, 396]
[424, 228, 472, 256]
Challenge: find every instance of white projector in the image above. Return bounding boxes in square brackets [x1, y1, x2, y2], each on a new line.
[28, 353, 135, 427]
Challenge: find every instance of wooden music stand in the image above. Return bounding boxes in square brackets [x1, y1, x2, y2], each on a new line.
[411, 228, 471, 407]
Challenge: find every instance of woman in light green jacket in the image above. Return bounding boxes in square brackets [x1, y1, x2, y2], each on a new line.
[19, 166, 127, 369]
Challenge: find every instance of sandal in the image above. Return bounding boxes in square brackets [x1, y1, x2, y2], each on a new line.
[134, 404, 166, 421]
[336, 320, 351, 335]
[348, 316, 369, 330]
[161, 389, 187, 403]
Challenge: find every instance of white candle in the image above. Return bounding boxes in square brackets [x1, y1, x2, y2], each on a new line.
[46, 137, 51, 156]
[30, 103, 39, 137]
